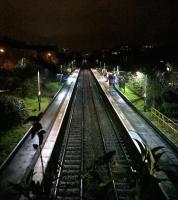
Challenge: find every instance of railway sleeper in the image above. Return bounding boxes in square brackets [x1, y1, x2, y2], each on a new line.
[62, 169, 80, 175]
[63, 164, 81, 170]
[59, 180, 80, 187]
[56, 196, 80, 200]
[57, 188, 80, 196]
[65, 155, 81, 159]
[60, 175, 79, 181]
[65, 152, 81, 156]
[64, 159, 81, 165]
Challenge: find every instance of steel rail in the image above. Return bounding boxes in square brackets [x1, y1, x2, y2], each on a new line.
[93, 80, 130, 162]
[80, 71, 84, 200]
[87, 71, 119, 200]
[52, 71, 84, 200]
[53, 92, 78, 199]
[92, 75, 134, 199]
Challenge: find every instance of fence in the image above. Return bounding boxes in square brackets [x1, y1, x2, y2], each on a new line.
[151, 107, 178, 136]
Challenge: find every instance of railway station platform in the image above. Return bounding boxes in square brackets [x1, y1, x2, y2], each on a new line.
[0, 69, 80, 198]
[92, 69, 178, 199]
[1, 68, 178, 199]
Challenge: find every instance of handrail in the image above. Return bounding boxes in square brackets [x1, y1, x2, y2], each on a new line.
[151, 107, 178, 135]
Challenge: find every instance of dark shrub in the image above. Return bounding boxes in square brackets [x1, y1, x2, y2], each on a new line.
[0, 95, 28, 130]
[163, 90, 178, 103]
[161, 102, 178, 118]
[21, 79, 36, 97]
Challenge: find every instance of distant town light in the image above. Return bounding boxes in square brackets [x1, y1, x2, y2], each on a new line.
[112, 51, 118, 55]
[0, 48, 5, 53]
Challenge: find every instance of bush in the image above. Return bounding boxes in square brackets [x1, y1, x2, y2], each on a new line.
[21, 79, 37, 97]
[161, 102, 178, 118]
[127, 76, 144, 97]
[0, 95, 28, 130]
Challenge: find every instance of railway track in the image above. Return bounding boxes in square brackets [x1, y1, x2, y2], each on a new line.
[87, 70, 131, 200]
[52, 71, 84, 200]
[52, 70, 133, 200]
[1, 69, 177, 199]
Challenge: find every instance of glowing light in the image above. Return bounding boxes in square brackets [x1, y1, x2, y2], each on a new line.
[0, 48, 5, 53]
[38, 71, 40, 94]
[167, 67, 170, 72]
[136, 71, 144, 80]
[166, 63, 171, 72]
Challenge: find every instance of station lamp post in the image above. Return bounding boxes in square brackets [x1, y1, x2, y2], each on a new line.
[47, 52, 52, 63]
[144, 74, 147, 112]
[37, 70, 41, 111]
[60, 65, 63, 74]
[0, 48, 5, 68]
[117, 65, 119, 75]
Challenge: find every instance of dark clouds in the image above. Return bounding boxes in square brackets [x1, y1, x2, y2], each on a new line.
[0, 0, 177, 50]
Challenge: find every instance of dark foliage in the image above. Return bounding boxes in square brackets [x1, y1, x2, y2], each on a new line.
[94, 150, 116, 167]
[0, 95, 28, 130]
[24, 116, 39, 124]
[33, 144, 39, 150]
[30, 122, 42, 139]
[84, 150, 116, 200]
[163, 90, 178, 103]
[24, 112, 43, 124]
[9, 169, 52, 200]
[161, 102, 178, 118]
[37, 130, 46, 145]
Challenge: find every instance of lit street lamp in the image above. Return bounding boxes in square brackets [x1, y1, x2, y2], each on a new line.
[47, 52, 51, 57]
[47, 52, 52, 63]
[0, 48, 5, 68]
[144, 74, 147, 112]
[37, 70, 41, 111]
[117, 65, 119, 75]
[0, 48, 5, 53]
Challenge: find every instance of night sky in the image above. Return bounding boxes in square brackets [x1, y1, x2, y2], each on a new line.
[0, 0, 178, 50]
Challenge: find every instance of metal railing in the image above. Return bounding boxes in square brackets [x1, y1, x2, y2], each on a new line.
[151, 107, 178, 136]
